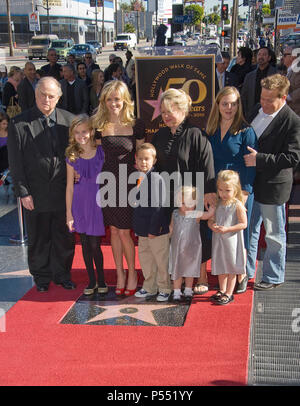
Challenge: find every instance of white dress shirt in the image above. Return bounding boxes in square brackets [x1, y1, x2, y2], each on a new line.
[216, 70, 224, 89]
[251, 102, 286, 139]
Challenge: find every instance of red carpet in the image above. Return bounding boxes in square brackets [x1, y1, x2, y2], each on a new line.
[0, 245, 254, 386]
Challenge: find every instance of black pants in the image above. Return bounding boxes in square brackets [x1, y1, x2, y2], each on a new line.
[0, 146, 8, 173]
[79, 233, 105, 287]
[25, 209, 75, 285]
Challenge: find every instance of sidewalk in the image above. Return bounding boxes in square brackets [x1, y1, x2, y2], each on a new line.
[0, 182, 31, 314]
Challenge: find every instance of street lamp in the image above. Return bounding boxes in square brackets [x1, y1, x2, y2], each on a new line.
[89, 1, 105, 46]
[36, 0, 51, 34]
[87, 7, 99, 41]
[102, 3, 105, 47]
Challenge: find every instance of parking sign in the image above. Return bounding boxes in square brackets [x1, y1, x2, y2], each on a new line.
[29, 12, 40, 32]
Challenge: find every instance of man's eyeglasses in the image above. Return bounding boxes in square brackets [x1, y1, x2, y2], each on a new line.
[283, 53, 291, 57]
[85, 56, 92, 59]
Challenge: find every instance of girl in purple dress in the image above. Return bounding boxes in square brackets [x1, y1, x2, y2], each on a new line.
[66, 115, 106, 296]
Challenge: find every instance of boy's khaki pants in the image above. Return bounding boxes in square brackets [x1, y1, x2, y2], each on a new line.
[138, 234, 171, 294]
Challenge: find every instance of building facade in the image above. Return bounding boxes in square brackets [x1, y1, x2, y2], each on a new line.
[0, 0, 115, 45]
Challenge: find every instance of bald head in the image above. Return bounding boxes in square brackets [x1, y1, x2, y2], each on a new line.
[35, 77, 62, 116]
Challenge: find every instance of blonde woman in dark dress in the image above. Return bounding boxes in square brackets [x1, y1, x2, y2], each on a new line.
[92, 80, 145, 296]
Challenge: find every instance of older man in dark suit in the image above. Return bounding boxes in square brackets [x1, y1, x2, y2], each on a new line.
[7, 76, 75, 292]
[59, 64, 89, 115]
[241, 74, 300, 292]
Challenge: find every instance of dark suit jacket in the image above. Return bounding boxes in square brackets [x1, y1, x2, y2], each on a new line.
[40, 63, 62, 81]
[241, 64, 277, 121]
[7, 106, 74, 212]
[59, 78, 89, 114]
[133, 169, 169, 237]
[215, 70, 238, 96]
[17, 77, 36, 112]
[250, 104, 300, 205]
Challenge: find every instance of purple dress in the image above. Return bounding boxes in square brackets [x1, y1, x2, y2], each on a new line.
[0, 136, 7, 148]
[66, 146, 105, 236]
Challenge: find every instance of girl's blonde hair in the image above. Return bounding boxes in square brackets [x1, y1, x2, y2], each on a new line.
[160, 88, 192, 117]
[216, 170, 244, 205]
[65, 114, 96, 162]
[91, 80, 135, 132]
[176, 185, 198, 209]
[206, 86, 246, 136]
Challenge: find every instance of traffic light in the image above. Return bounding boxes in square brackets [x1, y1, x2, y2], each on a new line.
[221, 4, 228, 21]
[221, 30, 228, 37]
[90, 0, 103, 6]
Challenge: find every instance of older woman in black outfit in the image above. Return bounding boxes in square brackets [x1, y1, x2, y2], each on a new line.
[151, 88, 216, 294]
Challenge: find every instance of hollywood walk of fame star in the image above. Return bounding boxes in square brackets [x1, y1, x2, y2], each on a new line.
[85, 303, 177, 326]
[144, 88, 164, 121]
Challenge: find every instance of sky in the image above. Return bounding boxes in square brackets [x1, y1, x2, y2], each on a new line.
[204, 0, 248, 18]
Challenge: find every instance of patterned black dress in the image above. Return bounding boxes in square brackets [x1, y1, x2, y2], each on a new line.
[97, 119, 145, 229]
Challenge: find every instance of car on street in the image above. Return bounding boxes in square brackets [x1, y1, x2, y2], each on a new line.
[86, 40, 102, 54]
[280, 33, 300, 51]
[114, 33, 137, 51]
[67, 44, 97, 61]
[27, 34, 58, 60]
[205, 36, 220, 47]
[51, 38, 75, 61]
[172, 39, 186, 46]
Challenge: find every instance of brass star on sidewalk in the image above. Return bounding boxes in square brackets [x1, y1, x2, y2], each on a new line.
[85, 303, 177, 326]
[144, 88, 164, 121]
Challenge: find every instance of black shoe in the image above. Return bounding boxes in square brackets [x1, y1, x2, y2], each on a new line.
[36, 283, 49, 292]
[235, 275, 249, 294]
[216, 293, 234, 305]
[58, 280, 76, 290]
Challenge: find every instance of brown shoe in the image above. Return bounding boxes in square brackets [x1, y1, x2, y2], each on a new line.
[254, 281, 283, 291]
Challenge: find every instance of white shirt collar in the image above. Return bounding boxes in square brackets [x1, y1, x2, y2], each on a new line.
[258, 101, 286, 119]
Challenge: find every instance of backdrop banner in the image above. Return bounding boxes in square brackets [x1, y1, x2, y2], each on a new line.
[135, 55, 215, 141]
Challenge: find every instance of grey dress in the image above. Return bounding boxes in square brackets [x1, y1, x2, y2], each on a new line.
[211, 202, 246, 275]
[169, 209, 202, 280]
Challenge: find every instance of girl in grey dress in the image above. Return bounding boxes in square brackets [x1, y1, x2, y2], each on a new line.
[169, 186, 214, 301]
[209, 170, 247, 305]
